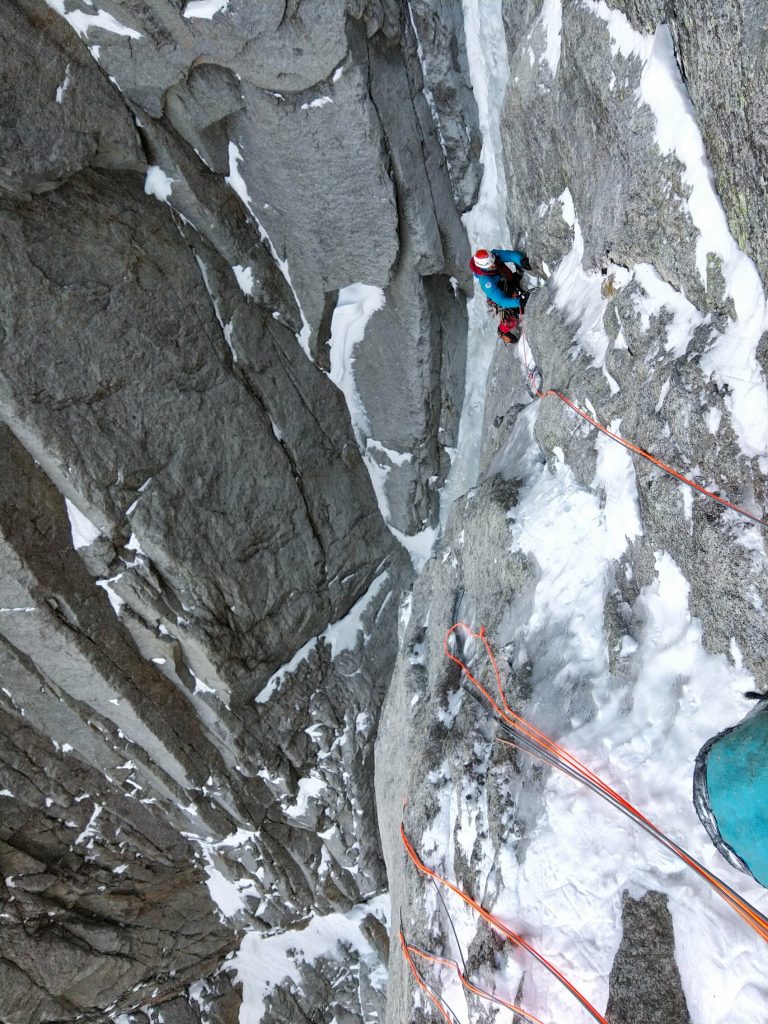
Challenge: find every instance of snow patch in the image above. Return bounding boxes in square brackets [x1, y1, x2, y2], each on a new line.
[232, 894, 389, 1024]
[539, 0, 562, 76]
[551, 192, 630, 368]
[328, 284, 385, 442]
[183, 0, 229, 18]
[65, 498, 101, 549]
[232, 265, 254, 296]
[255, 571, 389, 703]
[45, 0, 141, 40]
[300, 96, 333, 110]
[144, 166, 174, 202]
[705, 406, 722, 435]
[633, 263, 705, 358]
[74, 802, 103, 847]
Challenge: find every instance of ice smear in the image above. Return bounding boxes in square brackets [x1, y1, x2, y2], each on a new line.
[328, 284, 385, 442]
[65, 498, 101, 549]
[183, 0, 229, 18]
[233, 893, 389, 1024]
[440, 0, 511, 525]
[225, 142, 312, 358]
[328, 285, 436, 568]
[55, 63, 72, 103]
[255, 570, 389, 704]
[144, 166, 173, 202]
[45, 0, 141, 39]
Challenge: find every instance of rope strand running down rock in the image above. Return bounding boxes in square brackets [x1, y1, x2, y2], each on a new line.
[520, 328, 768, 529]
[444, 622, 768, 943]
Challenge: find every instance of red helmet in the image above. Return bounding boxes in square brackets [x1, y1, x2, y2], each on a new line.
[473, 249, 496, 270]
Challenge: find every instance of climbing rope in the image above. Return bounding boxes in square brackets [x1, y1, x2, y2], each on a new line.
[401, 823, 610, 1024]
[400, 931, 550, 1024]
[444, 622, 768, 944]
[399, 928, 458, 1024]
[519, 327, 768, 530]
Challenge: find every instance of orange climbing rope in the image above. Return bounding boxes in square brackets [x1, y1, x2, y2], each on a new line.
[400, 932, 550, 1024]
[444, 622, 768, 944]
[401, 823, 609, 1024]
[400, 929, 457, 1024]
[519, 327, 768, 529]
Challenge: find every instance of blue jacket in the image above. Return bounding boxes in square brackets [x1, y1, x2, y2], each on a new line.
[473, 249, 525, 309]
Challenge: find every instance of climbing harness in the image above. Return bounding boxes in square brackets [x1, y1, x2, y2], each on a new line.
[487, 299, 525, 342]
[444, 622, 768, 944]
[519, 328, 768, 530]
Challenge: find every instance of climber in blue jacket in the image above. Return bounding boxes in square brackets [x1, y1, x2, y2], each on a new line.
[469, 248, 531, 341]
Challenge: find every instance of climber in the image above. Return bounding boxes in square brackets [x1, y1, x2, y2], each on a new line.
[469, 248, 531, 342]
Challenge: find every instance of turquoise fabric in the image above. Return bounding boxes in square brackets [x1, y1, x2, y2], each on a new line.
[706, 708, 768, 887]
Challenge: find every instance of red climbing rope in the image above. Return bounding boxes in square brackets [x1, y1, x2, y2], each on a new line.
[444, 622, 768, 944]
[519, 327, 768, 529]
[401, 933, 550, 1024]
[400, 929, 457, 1024]
[401, 823, 610, 1024]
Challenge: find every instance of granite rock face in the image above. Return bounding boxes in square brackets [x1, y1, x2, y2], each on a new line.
[5, 0, 768, 1021]
[0, 0, 478, 1020]
[378, 2, 768, 1023]
[610, 0, 768, 291]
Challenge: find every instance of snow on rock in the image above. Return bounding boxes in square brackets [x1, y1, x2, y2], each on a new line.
[551, 190, 630, 372]
[255, 570, 389, 704]
[65, 498, 101, 549]
[232, 264, 254, 296]
[225, 142, 312, 358]
[183, 0, 229, 19]
[328, 284, 385, 442]
[44, 0, 141, 40]
[380, 5, 768, 1023]
[328, 284, 441, 569]
[232, 893, 389, 1024]
[585, 5, 768, 460]
[539, 0, 563, 77]
[144, 166, 174, 202]
[632, 263, 706, 359]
